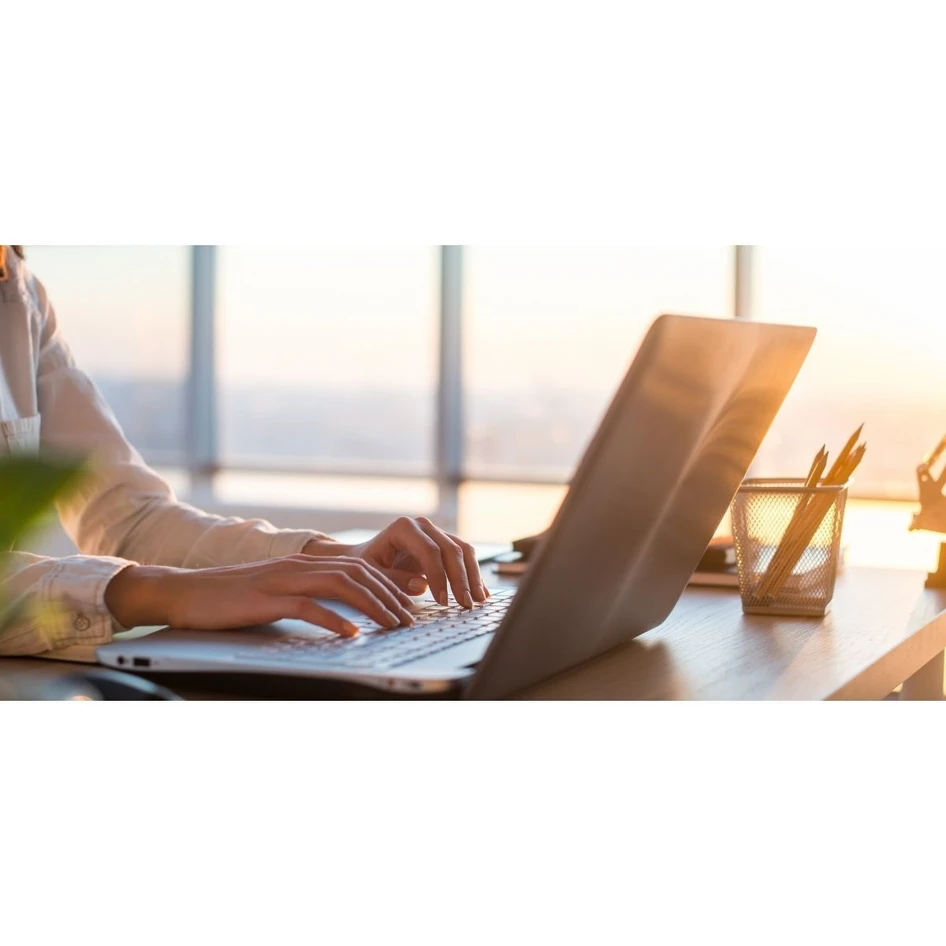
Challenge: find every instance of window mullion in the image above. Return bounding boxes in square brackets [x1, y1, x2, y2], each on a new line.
[734, 245, 753, 319]
[436, 245, 464, 529]
[187, 245, 218, 496]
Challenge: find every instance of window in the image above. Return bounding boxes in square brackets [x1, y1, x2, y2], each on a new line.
[23, 245, 190, 462]
[751, 248, 946, 499]
[22, 245, 932, 552]
[216, 246, 439, 475]
[463, 247, 734, 480]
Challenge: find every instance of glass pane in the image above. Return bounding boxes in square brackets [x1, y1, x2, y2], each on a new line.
[21, 246, 190, 460]
[459, 481, 568, 544]
[464, 247, 733, 478]
[218, 246, 438, 473]
[752, 248, 946, 499]
[458, 485, 941, 573]
[214, 471, 436, 514]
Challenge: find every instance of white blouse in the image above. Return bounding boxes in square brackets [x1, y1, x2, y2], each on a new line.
[0, 247, 327, 655]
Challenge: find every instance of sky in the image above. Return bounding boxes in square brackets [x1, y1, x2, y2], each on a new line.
[26, 245, 190, 381]
[25, 245, 732, 394]
[23, 241, 946, 442]
[19, 244, 946, 501]
[27, 245, 946, 395]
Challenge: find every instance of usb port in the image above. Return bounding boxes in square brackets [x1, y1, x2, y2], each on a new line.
[132, 657, 150, 668]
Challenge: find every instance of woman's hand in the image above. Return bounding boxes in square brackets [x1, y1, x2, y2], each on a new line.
[104, 556, 416, 637]
[304, 516, 488, 608]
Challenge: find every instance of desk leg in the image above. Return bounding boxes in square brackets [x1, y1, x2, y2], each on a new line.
[900, 650, 945, 701]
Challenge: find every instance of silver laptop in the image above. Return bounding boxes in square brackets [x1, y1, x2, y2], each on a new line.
[97, 315, 815, 699]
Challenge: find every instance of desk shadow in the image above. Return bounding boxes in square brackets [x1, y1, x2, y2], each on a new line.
[528, 638, 683, 700]
[731, 615, 831, 699]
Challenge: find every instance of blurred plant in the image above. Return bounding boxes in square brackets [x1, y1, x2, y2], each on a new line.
[0, 454, 86, 633]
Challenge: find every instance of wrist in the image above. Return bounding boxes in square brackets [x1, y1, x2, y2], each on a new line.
[104, 565, 177, 629]
[303, 538, 352, 557]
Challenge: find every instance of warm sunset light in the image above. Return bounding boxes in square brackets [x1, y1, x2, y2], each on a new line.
[23, 245, 946, 576]
[6, 244, 946, 708]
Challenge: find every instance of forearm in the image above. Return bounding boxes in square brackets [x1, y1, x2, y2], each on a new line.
[37, 318, 330, 569]
[74, 483, 330, 568]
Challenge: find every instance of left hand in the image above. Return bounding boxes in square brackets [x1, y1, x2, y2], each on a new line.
[305, 516, 488, 609]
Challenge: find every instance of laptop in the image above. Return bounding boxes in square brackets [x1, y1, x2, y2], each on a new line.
[95, 315, 815, 699]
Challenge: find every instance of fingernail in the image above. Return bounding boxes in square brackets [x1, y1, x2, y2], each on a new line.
[401, 612, 414, 626]
[384, 610, 399, 627]
[408, 578, 427, 594]
[342, 621, 359, 637]
[473, 584, 487, 602]
[438, 590, 448, 607]
[463, 590, 474, 610]
[483, 584, 492, 598]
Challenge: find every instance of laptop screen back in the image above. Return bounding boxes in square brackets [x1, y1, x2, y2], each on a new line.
[468, 314, 816, 699]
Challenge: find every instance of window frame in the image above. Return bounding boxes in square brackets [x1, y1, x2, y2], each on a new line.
[181, 246, 751, 530]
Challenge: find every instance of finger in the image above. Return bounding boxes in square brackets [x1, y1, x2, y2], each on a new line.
[283, 571, 401, 628]
[382, 568, 429, 596]
[393, 517, 451, 607]
[278, 556, 415, 616]
[416, 518, 473, 609]
[447, 533, 488, 601]
[331, 559, 415, 624]
[336, 558, 416, 612]
[324, 572, 406, 628]
[282, 597, 361, 638]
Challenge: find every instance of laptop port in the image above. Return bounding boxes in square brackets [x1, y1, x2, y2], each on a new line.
[132, 657, 151, 669]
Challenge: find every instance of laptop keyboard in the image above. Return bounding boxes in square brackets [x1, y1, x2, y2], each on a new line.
[234, 588, 515, 670]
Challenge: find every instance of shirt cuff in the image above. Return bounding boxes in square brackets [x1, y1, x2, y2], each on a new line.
[41, 556, 137, 650]
[266, 529, 334, 560]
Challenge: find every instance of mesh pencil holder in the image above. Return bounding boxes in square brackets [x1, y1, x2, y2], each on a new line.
[730, 478, 848, 617]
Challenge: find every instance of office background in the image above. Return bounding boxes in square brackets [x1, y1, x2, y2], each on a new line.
[25, 246, 946, 566]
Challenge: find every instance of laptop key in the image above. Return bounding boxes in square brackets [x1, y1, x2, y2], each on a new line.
[233, 589, 516, 670]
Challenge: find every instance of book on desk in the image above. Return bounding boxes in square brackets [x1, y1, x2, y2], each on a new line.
[687, 538, 848, 590]
[496, 533, 845, 589]
[496, 534, 742, 586]
[687, 535, 739, 587]
[688, 563, 740, 588]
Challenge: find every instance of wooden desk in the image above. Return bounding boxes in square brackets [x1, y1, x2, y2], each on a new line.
[516, 566, 946, 700]
[3, 567, 944, 700]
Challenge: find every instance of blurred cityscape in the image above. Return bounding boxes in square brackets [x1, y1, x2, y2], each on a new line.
[97, 377, 945, 501]
[28, 245, 946, 506]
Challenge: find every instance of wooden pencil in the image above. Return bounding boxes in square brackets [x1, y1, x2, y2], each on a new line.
[762, 453, 860, 596]
[754, 447, 827, 598]
[824, 423, 863, 483]
[761, 442, 865, 598]
[754, 427, 866, 600]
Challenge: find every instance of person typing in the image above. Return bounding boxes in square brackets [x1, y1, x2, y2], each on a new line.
[0, 246, 487, 657]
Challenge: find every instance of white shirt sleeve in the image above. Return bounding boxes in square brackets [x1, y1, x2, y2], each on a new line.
[0, 252, 335, 656]
[33, 264, 332, 568]
[33, 274, 329, 569]
[0, 552, 134, 655]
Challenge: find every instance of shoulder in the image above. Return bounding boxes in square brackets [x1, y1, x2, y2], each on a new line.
[0, 246, 50, 320]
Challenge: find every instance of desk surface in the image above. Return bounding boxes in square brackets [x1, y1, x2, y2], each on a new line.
[516, 566, 946, 700]
[3, 566, 944, 700]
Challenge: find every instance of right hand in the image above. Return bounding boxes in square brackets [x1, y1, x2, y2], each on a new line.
[104, 555, 417, 638]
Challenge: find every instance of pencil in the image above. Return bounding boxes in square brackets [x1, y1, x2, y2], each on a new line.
[824, 424, 863, 484]
[766, 450, 863, 594]
[809, 448, 829, 487]
[754, 447, 827, 597]
[762, 443, 866, 598]
[754, 432, 866, 600]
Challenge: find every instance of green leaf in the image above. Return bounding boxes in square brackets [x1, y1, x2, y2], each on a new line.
[0, 596, 30, 631]
[0, 454, 87, 552]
